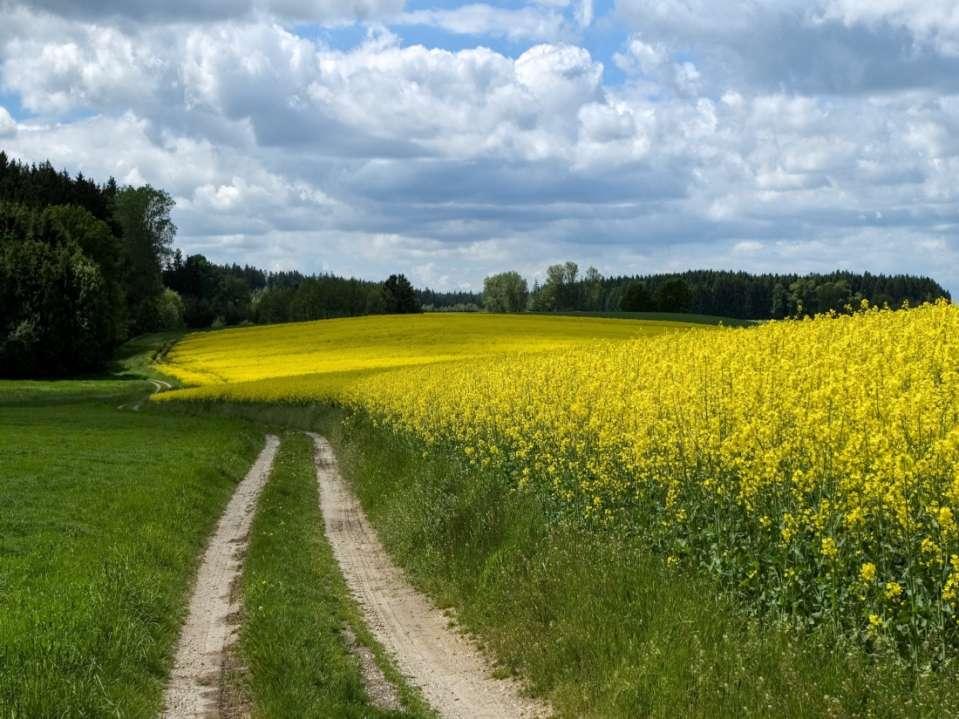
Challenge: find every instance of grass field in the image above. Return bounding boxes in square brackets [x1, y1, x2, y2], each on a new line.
[0, 396, 259, 715]
[0, 331, 181, 406]
[0, 335, 441, 718]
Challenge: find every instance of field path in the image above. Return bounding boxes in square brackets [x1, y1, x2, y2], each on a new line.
[309, 433, 551, 719]
[149, 378, 173, 391]
[128, 378, 173, 411]
[161, 434, 280, 719]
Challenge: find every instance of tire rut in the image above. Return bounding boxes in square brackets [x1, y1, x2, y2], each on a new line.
[161, 434, 280, 719]
[309, 432, 551, 719]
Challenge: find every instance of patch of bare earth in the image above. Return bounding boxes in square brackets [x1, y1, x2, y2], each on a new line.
[161, 434, 280, 719]
[341, 625, 403, 712]
[309, 433, 552, 719]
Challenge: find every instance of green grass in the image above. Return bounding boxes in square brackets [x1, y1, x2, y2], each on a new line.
[313, 410, 959, 719]
[1, 334, 429, 717]
[0, 388, 259, 715]
[238, 432, 433, 718]
[0, 377, 148, 405]
[0, 332, 182, 406]
[111, 331, 183, 383]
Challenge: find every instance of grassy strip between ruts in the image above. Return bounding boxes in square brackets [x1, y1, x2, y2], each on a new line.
[0, 399, 260, 717]
[236, 431, 434, 719]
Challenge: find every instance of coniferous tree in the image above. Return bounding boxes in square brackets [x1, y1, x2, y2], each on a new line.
[383, 274, 421, 313]
[620, 281, 655, 311]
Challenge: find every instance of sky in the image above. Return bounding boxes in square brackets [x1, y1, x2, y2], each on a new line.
[0, 0, 957, 293]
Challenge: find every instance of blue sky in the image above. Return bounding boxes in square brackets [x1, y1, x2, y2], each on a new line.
[0, 0, 957, 293]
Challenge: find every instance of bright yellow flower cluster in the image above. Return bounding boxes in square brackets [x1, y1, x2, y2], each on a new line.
[158, 301, 959, 651]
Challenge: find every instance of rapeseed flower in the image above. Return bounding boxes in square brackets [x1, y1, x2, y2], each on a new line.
[156, 301, 959, 653]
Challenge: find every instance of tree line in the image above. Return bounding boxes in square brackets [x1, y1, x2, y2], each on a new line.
[482, 263, 950, 318]
[0, 154, 430, 377]
[2, 154, 950, 377]
[163, 253, 423, 328]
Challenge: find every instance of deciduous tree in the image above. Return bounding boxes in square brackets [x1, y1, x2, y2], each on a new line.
[483, 271, 528, 313]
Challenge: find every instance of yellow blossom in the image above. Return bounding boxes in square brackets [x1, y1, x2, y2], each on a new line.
[821, 537, 838, 560]
[153, 300, 959, 648]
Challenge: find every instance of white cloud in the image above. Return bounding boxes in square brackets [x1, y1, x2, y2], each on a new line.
[614, 37, 668, 75]
[820, 0, 959, 56]
[0, 106, 15, 136]
[615, 0, 959, 95]
[733, 240, 764, 254]
[514, 44, 602, 111]
[394, 4, 568, 42]
[16, 0, 405, 24]
[615, 0, 782, 38]
[1, 3, 959, 294]
[3, 25, 172, 114]
[575, 0, 593, 28]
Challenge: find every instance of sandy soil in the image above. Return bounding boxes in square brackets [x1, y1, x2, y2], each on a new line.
[161, 434, 280, 719]
[341, 625, 403, 712]
[309, 433, 551, 719]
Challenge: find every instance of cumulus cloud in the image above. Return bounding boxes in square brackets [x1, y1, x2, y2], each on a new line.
[3, 25, 173, 114]
[0, 1, 958, 293]
[820, 0, 959, 56]
[0, 106, 15, 136]
[614, 37, 668, 75]
[10, 0, 405, 24]
[614, 0, 959, 94]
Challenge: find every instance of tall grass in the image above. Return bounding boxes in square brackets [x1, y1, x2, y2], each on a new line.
[323, 411, 959, 718]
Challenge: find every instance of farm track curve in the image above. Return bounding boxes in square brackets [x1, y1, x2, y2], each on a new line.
[309, 432, 551, 719]
[161, 434, 280, 719]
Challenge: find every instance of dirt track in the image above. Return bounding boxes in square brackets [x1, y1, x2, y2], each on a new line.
[161, 434, 279, 719]
[309, 433, 550, 719]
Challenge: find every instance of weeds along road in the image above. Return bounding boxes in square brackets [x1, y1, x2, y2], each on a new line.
[162, 435, 279, 718]
[309, 433, 551, 719]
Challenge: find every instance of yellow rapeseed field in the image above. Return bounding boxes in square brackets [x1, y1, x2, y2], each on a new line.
[158, 303, 959, 651]
[160, 313, 690, 386]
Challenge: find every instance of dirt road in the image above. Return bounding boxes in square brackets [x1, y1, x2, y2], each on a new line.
[309, 433, 550, 719]
[161, 434, 280, 718]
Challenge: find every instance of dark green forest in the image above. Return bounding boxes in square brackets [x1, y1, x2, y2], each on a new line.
[1, 154, 951, 377]
[0, 153, 180, 375]
[522, 262, 949, 319]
